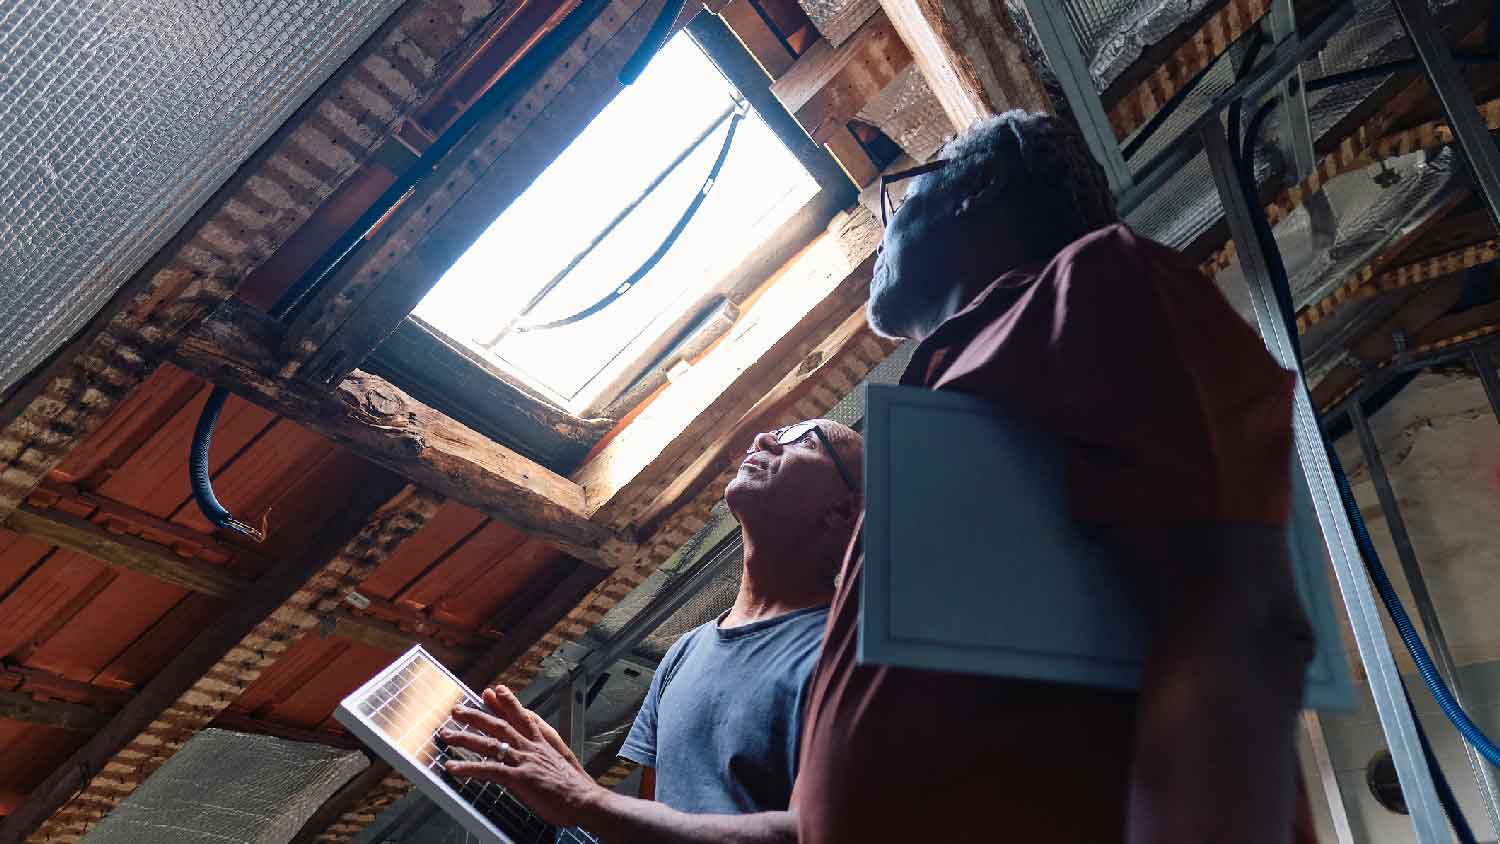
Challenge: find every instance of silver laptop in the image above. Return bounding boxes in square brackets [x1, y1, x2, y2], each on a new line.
[859, 383, 1353, 710]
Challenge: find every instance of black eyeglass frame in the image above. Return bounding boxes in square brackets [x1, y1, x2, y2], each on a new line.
[747, 422, 857, 492]
[879, 158, 948, 227]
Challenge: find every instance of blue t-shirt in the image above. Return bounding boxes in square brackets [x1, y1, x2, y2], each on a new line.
[619, 605, 829, 814]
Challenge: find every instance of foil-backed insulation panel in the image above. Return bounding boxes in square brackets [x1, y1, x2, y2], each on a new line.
[1122, 0, 1448, 254]
[798, 0, 880, 47]
[858, 65, 953, 161]
[1072, 0, 1220, 90]
[83, 728, 368, 844]
[0, 0, 403, 394]
[1213, 148, 1464, 384]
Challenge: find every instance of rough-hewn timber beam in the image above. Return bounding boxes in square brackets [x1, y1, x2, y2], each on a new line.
[172, 299, 634, 569]
[0, 674, 362, 751]
[3, 478, 437, 844]
[771, 10, 914, 144]
[572, 207, 883, 533]
[0, 500, 458, 661]
[878, 0, 1050, 130]
[3, 504, 252, 598]
[0, 691, 109, 733]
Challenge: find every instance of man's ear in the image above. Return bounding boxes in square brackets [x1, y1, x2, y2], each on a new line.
[823, 491, 861, 531]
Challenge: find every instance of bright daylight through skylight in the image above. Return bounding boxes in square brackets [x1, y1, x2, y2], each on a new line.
[415, 31, 820, 410]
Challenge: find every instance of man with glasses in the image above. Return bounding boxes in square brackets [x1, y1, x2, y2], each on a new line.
[442, 419, 861, 844]
[794, 111, 1317, 844]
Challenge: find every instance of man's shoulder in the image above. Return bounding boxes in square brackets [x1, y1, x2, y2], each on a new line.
[1053, 223, 1194, 278]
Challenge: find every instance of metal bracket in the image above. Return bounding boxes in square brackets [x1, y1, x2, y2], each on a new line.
[559, 673, 588, 758]
[1392, 328, 1411, 368]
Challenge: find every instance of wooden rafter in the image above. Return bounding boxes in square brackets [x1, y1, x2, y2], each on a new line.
[2, 484, 476, 662]
[0, 666, 361, 751]
[172, 299, 634, 569]
[0, 479, 438, 844]
[771, 10, 913, 145]
[878, 0, 1051, 129]
[1299, 237, 1500, 331]
[0, 691, 109, 734]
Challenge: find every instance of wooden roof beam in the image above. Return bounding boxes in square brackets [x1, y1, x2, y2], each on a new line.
[771, 10, 913, 145]
[0, 690, 109, 733]
[0, 498, 465, 663]
[2, 479, 438, 844]
[878, 0, 1051, 130]
[172, 298, 634, 569]
[0, 676, 362, 752]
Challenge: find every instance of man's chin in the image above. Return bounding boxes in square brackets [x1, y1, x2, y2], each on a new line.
[866, 284, 918, 341]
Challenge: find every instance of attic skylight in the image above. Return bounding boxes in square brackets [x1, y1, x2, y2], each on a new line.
[415, 30, 821, 413]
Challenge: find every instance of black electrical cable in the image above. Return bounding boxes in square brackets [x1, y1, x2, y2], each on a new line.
[188, 0, 613, 540]
[1233, 105, 1481, 838]
[619, 0, 689, 85]
[1305, 53, 1500, 92]
[486, 103, 739, 347]
[516, 107, 746, 333]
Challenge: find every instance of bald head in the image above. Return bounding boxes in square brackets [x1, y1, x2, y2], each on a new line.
[726, 418, 863, 580]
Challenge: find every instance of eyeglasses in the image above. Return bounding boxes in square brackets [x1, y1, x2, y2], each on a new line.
[879, 158, 948, 227]
[745, 421, 856, 492]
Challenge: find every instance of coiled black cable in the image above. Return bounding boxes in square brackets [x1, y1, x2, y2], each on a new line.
[517, 106, 745, 332]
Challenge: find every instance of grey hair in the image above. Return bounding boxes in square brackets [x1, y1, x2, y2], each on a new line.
[904, 110, 1118, 262]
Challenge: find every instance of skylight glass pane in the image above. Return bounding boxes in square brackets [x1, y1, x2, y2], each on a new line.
[415, 31, 820, 405]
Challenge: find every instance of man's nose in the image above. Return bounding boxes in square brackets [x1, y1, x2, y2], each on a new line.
[751, 431, 782, 454]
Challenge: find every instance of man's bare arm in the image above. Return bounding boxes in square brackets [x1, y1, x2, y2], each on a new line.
[575, 791, 795, 844]
[440, 686, 796, 844]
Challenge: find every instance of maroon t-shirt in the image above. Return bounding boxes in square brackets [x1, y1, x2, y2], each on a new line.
[792, 225, 1312, 843]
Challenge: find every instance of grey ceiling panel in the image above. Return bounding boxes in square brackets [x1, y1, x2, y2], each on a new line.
[0, 0, 404, 394]
[83, 728, 368, 844]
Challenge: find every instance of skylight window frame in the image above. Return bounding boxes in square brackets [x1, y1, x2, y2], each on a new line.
[369, 11, 855, 463]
